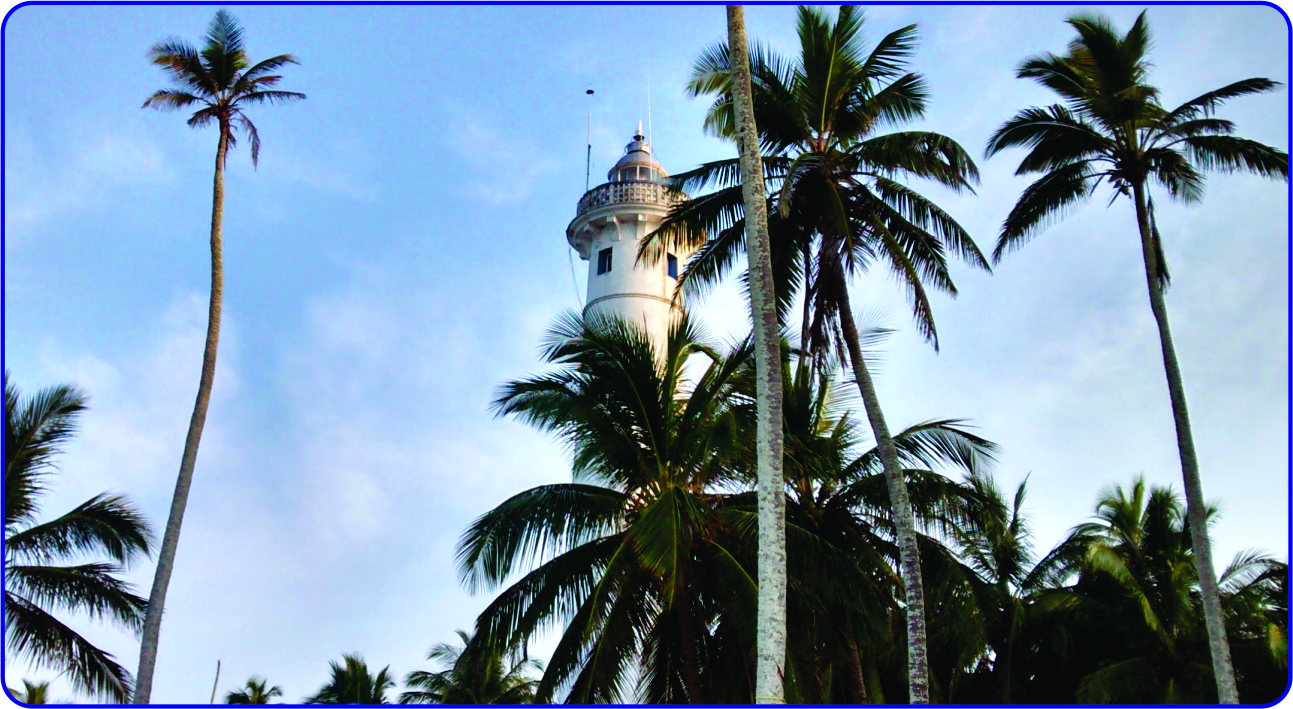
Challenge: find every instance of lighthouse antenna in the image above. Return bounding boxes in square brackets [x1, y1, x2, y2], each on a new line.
[585, 89, 595, 193]
[647, 69, 653, 146]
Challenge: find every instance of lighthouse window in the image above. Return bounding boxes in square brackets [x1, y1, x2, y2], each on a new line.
[597, 247, 613, 275]
[667, 253, 678, 279]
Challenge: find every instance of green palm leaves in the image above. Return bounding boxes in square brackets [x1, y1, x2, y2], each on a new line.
[399, 630, 541, 704]
[986, 11, 1287, 263]
[1053, 478, 1286, 703]
[3, 374, 153, 702]
[459, 312, 753, 703]
[9, 679, 51, 704]
[304, 654, 396, 705]
[459, 313, 997, 702]
[143, 10, 305, 166]
[648, 5, 986, 351]
[225, 677, 283, 704]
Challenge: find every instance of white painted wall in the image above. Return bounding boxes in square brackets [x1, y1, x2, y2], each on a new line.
[582, 210, 692, 345]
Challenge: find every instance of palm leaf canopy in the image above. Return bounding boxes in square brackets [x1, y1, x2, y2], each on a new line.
[399, 629, 542, 704]
[225, 676, 283, 704]
[4, 373, 153, 703]
[1044, 477, 1284, 703]
[458, 316, 1001, 702]
[458, 311, 759, 703]
[142, 10, 305, 166]
[303, 654, 395, 704]
[642, 5, 987, 352]
[986, 10, 1288, 267]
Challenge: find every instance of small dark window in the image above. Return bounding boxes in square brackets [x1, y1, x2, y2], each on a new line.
[598, 247, 613, 275]
[667, 253, 678, 279]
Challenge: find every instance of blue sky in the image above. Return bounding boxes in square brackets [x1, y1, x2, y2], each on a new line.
[3, 3, 1288, 703]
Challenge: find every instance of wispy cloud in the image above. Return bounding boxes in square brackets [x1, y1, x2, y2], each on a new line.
[5, 130, 171, 241]
[441, 103, 561, 206]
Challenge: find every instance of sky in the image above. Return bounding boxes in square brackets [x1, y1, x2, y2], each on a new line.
[2, 3, 1288, 704]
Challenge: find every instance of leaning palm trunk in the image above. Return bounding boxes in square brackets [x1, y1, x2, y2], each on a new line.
[134, 128, 228, 704]
[837, 291, 930, 704]
[1131, 181, 1239, 704]
[726, 5, 787, 703]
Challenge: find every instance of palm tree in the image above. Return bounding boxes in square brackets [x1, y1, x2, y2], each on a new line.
[303, 654, 395, 705]
[948, 474, 1072, 702]
[4, 374, 154, 702]
[136, 11, 304, 702]
[460, 315, 996, 703]
[724, 6, 787, 703]
[458, 312, 760, 703]
[1053, 477, 1286, 703]
[9, 680, 50, 704]
[226, 676, 283, 704]
[984, 12, 1287, 703]
[643, 7, 987, 701]
[768, 355, 997, 703]
[399, 630, 541, 704]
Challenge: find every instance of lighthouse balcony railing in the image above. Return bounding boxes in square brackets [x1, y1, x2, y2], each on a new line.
[575, 180, 684, 218]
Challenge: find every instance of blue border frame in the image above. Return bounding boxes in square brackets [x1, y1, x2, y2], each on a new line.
[1, 1, 1289, 706]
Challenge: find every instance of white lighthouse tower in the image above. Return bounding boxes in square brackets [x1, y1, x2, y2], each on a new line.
[567, 124, 695, 344]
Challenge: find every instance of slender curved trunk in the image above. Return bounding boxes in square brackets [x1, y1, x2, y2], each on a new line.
[1131, 180, 1238, 704]
[800, 241, 813, 366]
[133, 127, 229, 704]
[845, 637, 868, 704]
[837, 291, 929, 704]
[727, 5, 787, 703]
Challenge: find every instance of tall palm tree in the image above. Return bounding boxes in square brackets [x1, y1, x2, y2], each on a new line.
[643, 7, 987, 701]
[136, 11, 304, 702]
[399, 630, 541, 704]
[9, 679, 50, 704]
[226, 676, 283, 704]
[724, 6, 787, 703]
[303, 654, 395, 705]
[458, 312, 761, 703]
[984, 12, 1287, 703]
[4, 374, 154, 702]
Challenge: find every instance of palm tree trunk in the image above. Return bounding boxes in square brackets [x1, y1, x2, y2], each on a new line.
[133, 127, 229, 704]
[800, 241, 813, 364]
[837, 290, 929, 704]
[845, 637, 868, 704]
[726, 5, 787, 703]
[1130, 181, 1239, 704]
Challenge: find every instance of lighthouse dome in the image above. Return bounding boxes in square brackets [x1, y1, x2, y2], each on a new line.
[608, 123, 668, 184]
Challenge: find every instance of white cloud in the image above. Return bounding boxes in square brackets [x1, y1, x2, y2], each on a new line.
[441, 104, 561, 206]
[5, 130, 170, 241]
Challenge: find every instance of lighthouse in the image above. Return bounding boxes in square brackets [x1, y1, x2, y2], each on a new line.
[566, 124, 695, 345]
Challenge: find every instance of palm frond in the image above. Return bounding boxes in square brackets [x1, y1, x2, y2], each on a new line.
[5, 376, 87, 531]
[994, 160, 1100, 262]
[5, 592, 133, 702]
[455, 483, 625, 592]
[6, 493, 151, 566]
[1180, 135, 1289, 180]
[140, 89, 204, 112]
[7, 563, 147, 633]
[1163, 77, 1282, 125]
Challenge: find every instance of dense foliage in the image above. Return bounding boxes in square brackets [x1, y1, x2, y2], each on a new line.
[455, 317, 1288, 704]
